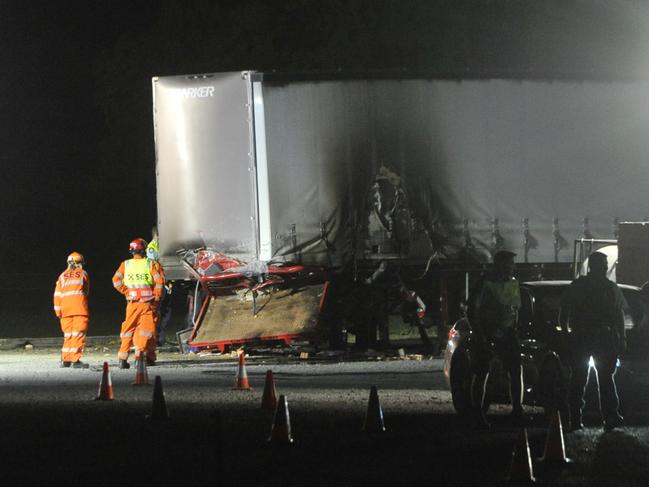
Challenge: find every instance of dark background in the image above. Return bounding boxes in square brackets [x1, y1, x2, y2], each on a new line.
[1, 0, 648, 336]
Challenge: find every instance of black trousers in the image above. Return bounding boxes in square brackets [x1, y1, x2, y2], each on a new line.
[471, 327, 523, 412]
[568, 329, 620, 422]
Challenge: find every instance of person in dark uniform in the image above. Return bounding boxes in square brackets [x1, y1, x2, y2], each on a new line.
[469, 250, 523, 429]
[559, 251, 626, 432]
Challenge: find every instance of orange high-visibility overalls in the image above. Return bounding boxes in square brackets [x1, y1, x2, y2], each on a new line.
[112, 255, 164, 364]
[53, 267, 90, 363]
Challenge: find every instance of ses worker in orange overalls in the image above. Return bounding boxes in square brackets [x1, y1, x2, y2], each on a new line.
[53, 252, 90, 368]
[112, 238, 165, 369]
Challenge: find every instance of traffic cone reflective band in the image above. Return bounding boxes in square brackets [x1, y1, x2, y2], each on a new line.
[507, 428, 536, 484]
[540, 410, 572, 465]
[133, 357, 149, 386]
[268, 395, 293, 444]
[234, 352, 252, 390]
[95, 361, 114, 401]
[147, 375, 169, 420]
[362, 385, 386, 433]
[261, 369, 277, 410]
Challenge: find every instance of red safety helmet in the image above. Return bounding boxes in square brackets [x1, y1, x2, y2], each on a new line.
[129, 238, 148, 255]
[67, 252, 84, 266]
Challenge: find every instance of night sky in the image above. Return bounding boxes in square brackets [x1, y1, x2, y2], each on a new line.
[2, 0, 649, 278]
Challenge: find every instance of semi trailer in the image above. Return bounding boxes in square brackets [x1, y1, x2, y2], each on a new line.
[151, 70, 649, 351]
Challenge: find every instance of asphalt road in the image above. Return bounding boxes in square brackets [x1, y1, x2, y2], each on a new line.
[2, 348, 649, 486]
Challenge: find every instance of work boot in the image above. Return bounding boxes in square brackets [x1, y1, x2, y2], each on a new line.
[119, 360, 130, 369]
[604, 414, 624, 433]
[72, 361, 89, 369]
[60, 361, 71, 368]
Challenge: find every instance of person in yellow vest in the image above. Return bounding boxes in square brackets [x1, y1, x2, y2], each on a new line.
[112, 238, 165, 369]
[469, 250, 523, 429]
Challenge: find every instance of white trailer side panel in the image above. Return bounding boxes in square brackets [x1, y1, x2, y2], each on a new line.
[260, 78, 649, 264]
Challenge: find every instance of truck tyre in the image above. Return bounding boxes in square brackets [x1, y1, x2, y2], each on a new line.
[538, 352, 569, 420]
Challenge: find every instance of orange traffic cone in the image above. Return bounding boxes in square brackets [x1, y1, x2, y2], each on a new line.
[506, 428, 536, 484]
[234, 352, 252, 390]
[268, 395, 293, 444]
[540, 410, 572, 465]
[362, 385, 386, 433]
[261, 369, 278, 411]
[147, 375, 169, 420]
[133, 357, 149, 386]
[95, 362, 114, 401]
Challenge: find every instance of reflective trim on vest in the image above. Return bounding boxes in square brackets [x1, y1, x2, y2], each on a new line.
[138, 330, 154, 338]
[54, 306, 61, 311]
[129, 289, 153, 296]
[114, 271, 124, 278]
[113, 280, 123, 287]
[120, 332, 134, 338]
[61, 347, 83, 353]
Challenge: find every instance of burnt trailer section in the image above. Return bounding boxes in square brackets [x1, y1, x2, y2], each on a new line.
[152, 71, 649, 350]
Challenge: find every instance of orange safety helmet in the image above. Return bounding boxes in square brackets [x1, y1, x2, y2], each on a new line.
[129, 238, 148, 255]
[67, 252, 84, 266]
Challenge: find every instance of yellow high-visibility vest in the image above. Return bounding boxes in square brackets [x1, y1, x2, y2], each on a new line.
[124, 259, 154, 300]
[478, 277, 521, 329]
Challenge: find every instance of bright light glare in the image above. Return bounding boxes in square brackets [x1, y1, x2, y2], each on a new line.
[587, 356, 621, 368]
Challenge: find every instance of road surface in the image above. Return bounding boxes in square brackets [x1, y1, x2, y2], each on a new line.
[1, 347, 648, 486]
